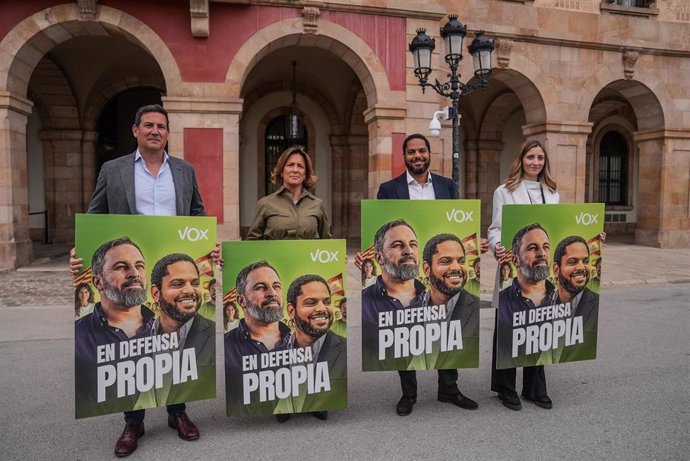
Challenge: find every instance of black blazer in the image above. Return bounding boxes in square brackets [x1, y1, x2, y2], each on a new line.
[376, 172, 458, 200]
[87, 152, 206, 216]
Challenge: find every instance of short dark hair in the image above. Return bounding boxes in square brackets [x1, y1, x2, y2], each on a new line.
[511, 223, 549, 257]
[134, 104, 169, 126]
[287, 274, 330, 309]
[402, 133, 431, 155]
[423, 233, 465, 265]
[236, 261, 280, 296]
[553, 235, 589, 268]
[374, 219, 416, 253]
[151, 253, 199, 289]
[92, 237, 144, 277]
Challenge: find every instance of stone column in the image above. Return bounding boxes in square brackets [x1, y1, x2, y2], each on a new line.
[634, 130, 690, 248]
[476, 140, 505, 234]
[163, 96, 243, 240]
[331, 133, 368, 241]
[0, 92, 33, 269]
[40, 129, 84, 243]
[81, 130, 98, 208]
[363, 105, 407, 198]
[522, 121, 593, 203]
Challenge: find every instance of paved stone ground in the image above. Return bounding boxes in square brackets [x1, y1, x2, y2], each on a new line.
[0, 271, 72, 307]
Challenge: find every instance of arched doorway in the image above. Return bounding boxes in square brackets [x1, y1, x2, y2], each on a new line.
[0, 5, 173, 268]
[586, 80, 665, 242]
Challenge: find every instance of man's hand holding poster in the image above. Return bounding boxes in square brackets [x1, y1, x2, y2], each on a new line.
[222, 240, 347, 417]
[74, 214, 217, 419]
[495, 204, 604, 369]
[361, 200, 481, 372]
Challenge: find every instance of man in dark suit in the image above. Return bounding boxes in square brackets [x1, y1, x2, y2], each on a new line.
[552, 235, 599, 363]
[373, 133, 478, 416]
[376, 135, 456, 201]
[149, 253, 215, 407]
[71, 104, 214, 456]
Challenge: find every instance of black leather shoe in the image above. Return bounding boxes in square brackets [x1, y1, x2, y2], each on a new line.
[168, 412, 200, 440]
[276, 413, 291, 423]
[438, 393, 478, 410]
[524, 394, 553, 409]
[498, 390, 522, 411]
[396, 396, 417, 416]
[114, 422, 144, 457]
[311, 411, 328, 420]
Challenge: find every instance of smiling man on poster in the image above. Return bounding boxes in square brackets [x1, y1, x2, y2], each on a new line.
[551, 236, 599, 363]
[280, 274, 347, 416]
[147, 253, 215, 406]
[418, 233, 479, 369]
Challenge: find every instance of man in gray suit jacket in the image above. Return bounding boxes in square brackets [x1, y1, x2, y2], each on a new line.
[71, 104, 212, 456]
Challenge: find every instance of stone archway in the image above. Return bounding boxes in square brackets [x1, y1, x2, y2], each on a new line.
[584, 79, 687, 247]
[0, 4, 182, 268]
[225, 17, 393, 108]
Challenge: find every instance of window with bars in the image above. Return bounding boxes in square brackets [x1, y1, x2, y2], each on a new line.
[598, 131, 628, 206]
[264, 116, 308, 195]
[606, 0, 654, 7]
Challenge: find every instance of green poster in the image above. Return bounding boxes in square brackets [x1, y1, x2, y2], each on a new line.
[74, 214, 217, 419]
[222, 240, 348, 417]
[360, 200, 481, 372]
[495, 204, 604, 369]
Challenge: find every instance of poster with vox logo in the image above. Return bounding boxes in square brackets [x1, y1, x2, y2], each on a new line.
[222, 240, 348, 417]
[74, 214, 217, 419]
[360, 200, 481, 372]
[495, 203, 605, 370]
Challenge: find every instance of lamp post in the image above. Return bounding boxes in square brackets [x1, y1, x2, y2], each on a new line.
[409, 14, 495, 195]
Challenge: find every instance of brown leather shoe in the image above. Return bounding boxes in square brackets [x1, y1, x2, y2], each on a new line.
[168, 412, 200, 441]
[114, 422, 145, 457]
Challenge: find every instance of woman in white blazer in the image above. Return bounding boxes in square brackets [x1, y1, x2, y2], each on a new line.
[488, 139, 559, 411]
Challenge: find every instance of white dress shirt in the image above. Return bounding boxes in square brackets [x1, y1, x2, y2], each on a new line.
[406, 170, 436, 200]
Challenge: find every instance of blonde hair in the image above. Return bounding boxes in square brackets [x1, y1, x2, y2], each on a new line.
[270, 145, 318, 190]
[504, 140, 557, 193]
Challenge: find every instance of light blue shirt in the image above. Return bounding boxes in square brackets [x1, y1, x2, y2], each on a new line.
[134, 150, 176, 216]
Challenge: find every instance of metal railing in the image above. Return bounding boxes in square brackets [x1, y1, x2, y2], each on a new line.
[28, 210, 49, 244]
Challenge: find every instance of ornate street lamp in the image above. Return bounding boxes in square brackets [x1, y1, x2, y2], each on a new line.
[286, 60, 304, 143]
[409, 15, 495, 194]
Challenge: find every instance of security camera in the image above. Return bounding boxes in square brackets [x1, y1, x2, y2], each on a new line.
[428, 108, 450, 137]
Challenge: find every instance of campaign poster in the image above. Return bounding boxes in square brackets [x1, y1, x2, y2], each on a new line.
[360, 200, 481, 372]
[74, 214, 217, 419]
[495, 203, 604, 369]
[222, 240, 347, 417]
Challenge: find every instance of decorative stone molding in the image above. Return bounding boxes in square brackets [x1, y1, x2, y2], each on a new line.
[0, 92, 33, 116]
[535, 0, 597, 11]
[658, 0, 690, 22]
[496, 38, 514, 69]
[302, 6, 320, 34]
[190, 0, 210, 38]
[76, 0, 98, 21]
[623, 49, 640, 80]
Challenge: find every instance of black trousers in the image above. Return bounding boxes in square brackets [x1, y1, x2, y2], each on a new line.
[490, 317, 547, 400]
[398, 369, 460, 399]
[124, 403, 186, 424]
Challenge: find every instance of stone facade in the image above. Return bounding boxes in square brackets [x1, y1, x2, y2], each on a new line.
[0, 0, 688, 269]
